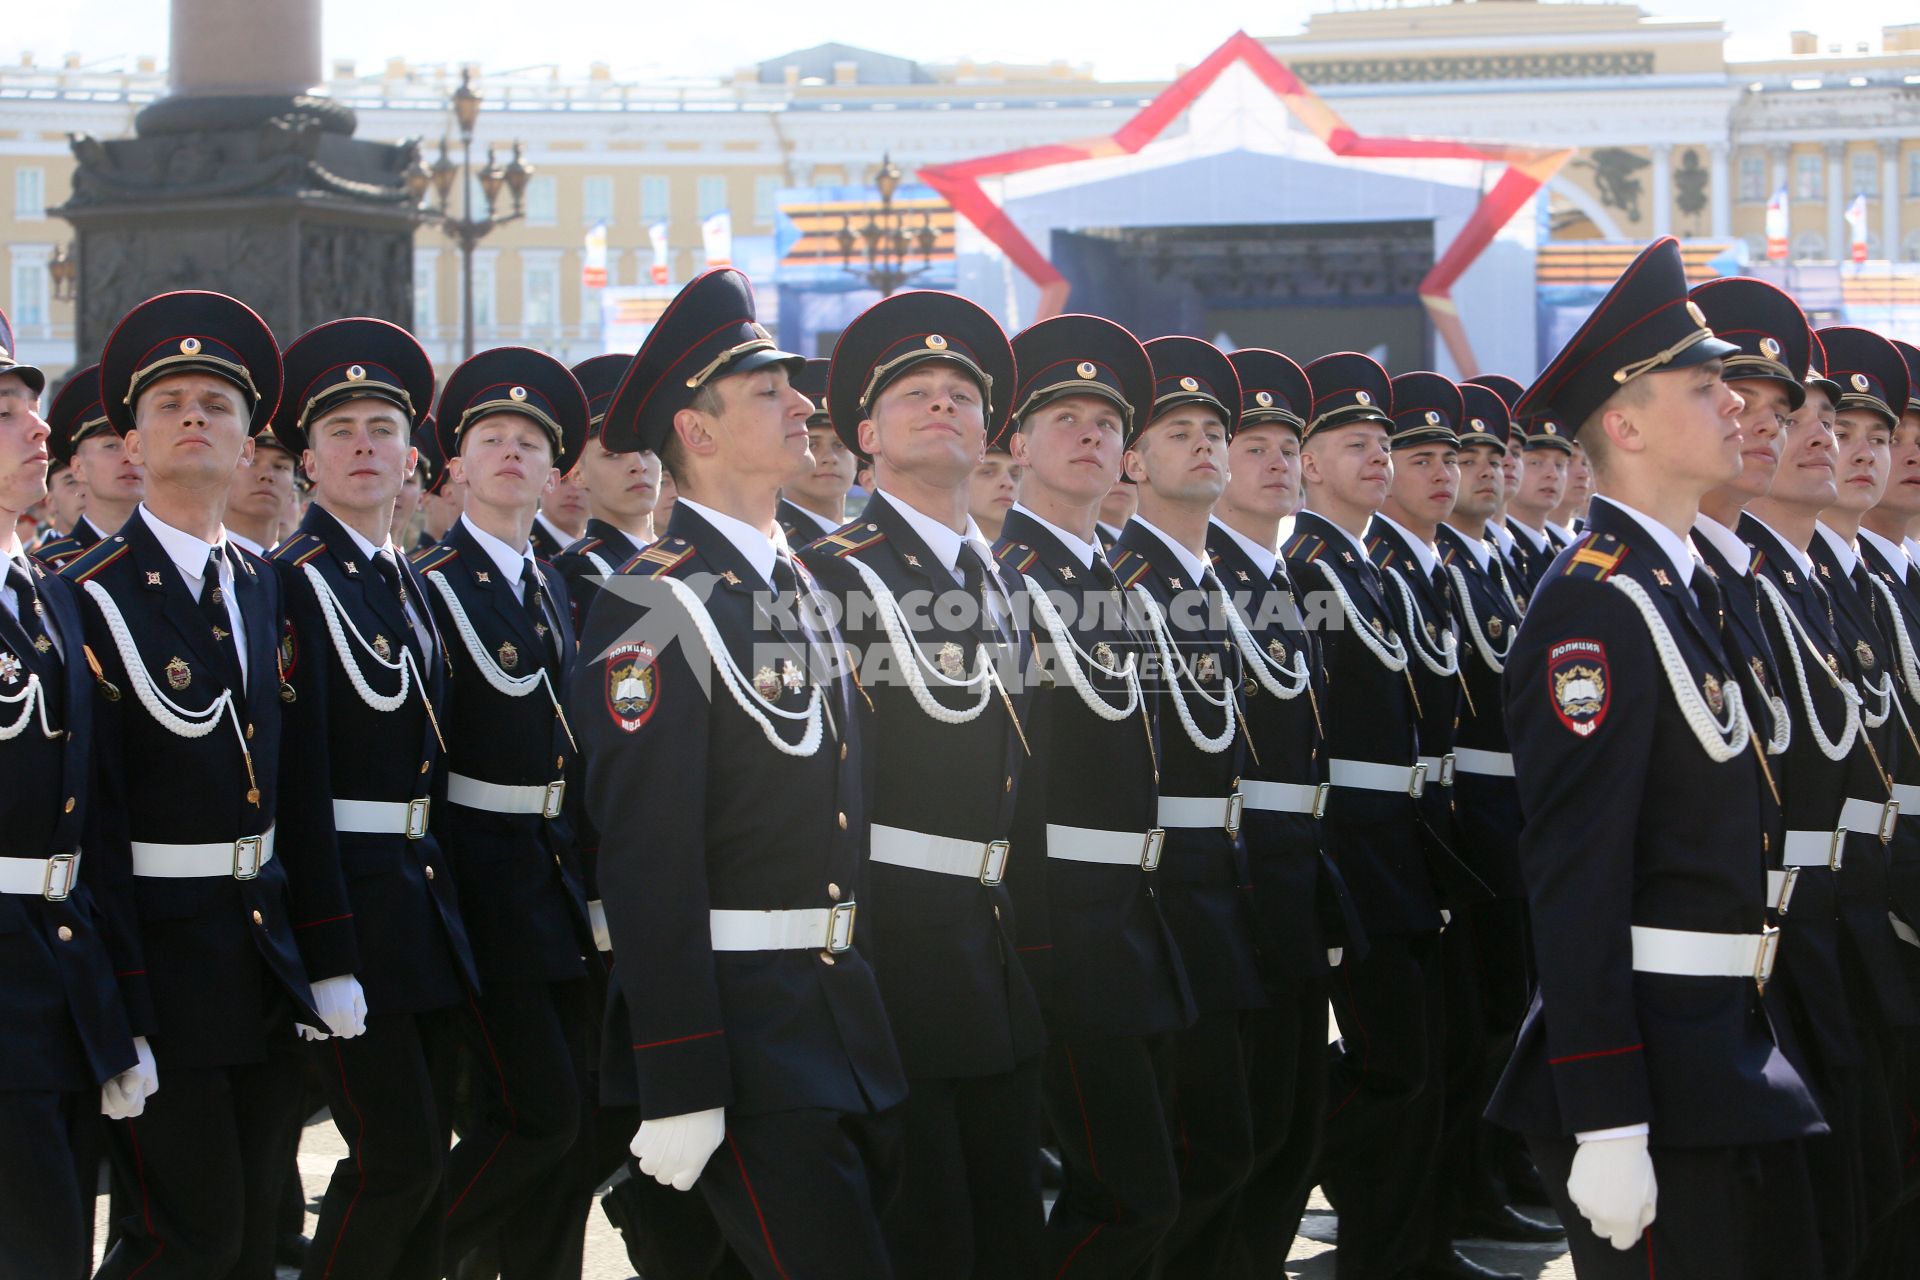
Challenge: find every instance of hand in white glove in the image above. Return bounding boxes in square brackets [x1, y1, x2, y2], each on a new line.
[102, 1036, 160, 1119]
[589, 899, 613, 954]
[1327, 947, 1344, 968]
[1567, 1133, 1658, 1250]
[310, 974, 369, 1040]
[630, 1107, 727, 1191]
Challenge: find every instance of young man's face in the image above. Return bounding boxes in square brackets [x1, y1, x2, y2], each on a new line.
[421, 473, 466, 534]
[678, 365, 813, 488]
[1451, 443, 1505, 525]
[1629, 360, 1746, 495]
[1383, 440, 1461, 529]
[1769, 385, 1837, 512]
[967, 451, 1024, 531]
[1829, 407, 1893, 516]
[574, 437, 660, 525]
[451, 412, 559, 512]
[1560, 443, 1594, 510]
[302, 398, 414, 518]
[73, 430, 145, 512]
[1222, 424, 1301, 522]
[1499, 448, 1522, 505]
[1301, 422, 1393, 514]
[227, 441, 297, 526]
[1099, 476, 1138, 527]
[1513, 448, 1569, 519]
[1124, 405, 1228, 508]
[859, 362, 988, 490]
[787, 424, 857, 508]
[0, 376, 50, 521]
[127, 373, 254, 492]
[543, 469, 590, 534]
[46, 465, 86, 530]
[1720, 377, 1794, 501]
[1007, 393, 1127, 509]
[1872, 410, 1920, 522]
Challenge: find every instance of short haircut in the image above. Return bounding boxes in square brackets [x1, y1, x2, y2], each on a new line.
[1576, 376, 1653, 475]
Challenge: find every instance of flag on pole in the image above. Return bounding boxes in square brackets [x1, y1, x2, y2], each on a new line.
[582, 221, 608, 288]
[1845, 193, 1869, 263]
[1765, 187, 1789, 261]
[648, 222, 670, 285]
[701, 211, 733, 269]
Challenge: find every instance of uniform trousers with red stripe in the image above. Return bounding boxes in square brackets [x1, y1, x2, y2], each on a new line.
[696, 1104, 901, 1280]
[94, 1026, 307, 1279]
[298, 1005, 461, 1280]
[1317, 929, 1446, 1280]
[1039, 1032, 1183, 1278]
[0, 1088, 100, 1280]
[442, 977, 588, 1277]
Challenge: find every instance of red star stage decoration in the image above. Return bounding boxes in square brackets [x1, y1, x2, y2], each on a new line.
[918, 30, 1573, 375]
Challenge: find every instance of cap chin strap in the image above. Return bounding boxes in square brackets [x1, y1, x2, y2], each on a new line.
[1611, 327, 1714, 385]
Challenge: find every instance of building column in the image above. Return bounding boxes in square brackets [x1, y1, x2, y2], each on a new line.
[1650, 142, 1673, 238]
[1827, 140, 1847, 259]
[1882, 139, 1902, 263]
[1709, 141, 1732, 239]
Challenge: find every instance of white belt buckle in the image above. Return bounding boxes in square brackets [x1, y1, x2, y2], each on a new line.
[1829, 828, 1847, 872]
[1312, 782, 1331, 820]
[542, 780, 566, 820]
[1881, 800, 1899, 845]
[406, 797, 431, 841]
[1754, 924, 1781, 993]
[1224, 791, 1244, 839]
[1408, 762, 1428, 800]
[232, 835, 264, 881]
[43, 852, 78, 902]
[980, 840, 1010, 886]
[1141, 828, 1166, 871]
[1774, 867, 1799, 915]
[827, 901, 858, 953]
[1437, 753, 1456, 787]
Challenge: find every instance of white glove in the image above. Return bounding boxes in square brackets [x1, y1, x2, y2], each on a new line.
[630, 1107, 727, 1191]
[1327, 947, 1344, 967]
[100, 1036, 160, 1119]
[1567, 1133, 1658, 1250]
[309, 975, 369, 1040]
[589, 899, 612, 954]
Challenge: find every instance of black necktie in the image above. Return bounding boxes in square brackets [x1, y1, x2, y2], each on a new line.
[1851, 563, 1880, 625]
[1691, 559, 1723, 625]
[1090, 554, 1120, 594]
[374, 551, 427, 665]
[520, 561, 560, 669]
[7, 560, 62, 720]
[959, 547, 1006, 644]
[199, 549, 245, 692]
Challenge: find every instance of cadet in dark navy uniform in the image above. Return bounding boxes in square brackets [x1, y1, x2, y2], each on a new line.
[554, 352, 663, 633]
[796, 289, 1047, 1278]
[1504, 409, 1575, 598]
[572, 269, 907, 1279]
[267, 318, 480, 1279]
[411, 418, 459, 551]
[1209, 347, 1353, 1274]
[68, 291, 333, 1280]
[34, 361, 143, 572]
[1107, 335, 1266, 1276]
[1490, 237, 1824, 1277]
[0, 315, 143, 1279]
[409, 348, 598, 1277]
[994, 315, 1196, 1275]
[1463, 375, 1534, 606]
[778, 358, 856, 548]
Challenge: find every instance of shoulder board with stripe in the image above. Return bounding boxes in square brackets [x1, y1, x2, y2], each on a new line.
[270, 532, 326, 565]
[61, 538, 130, 583]
[1107, 549, 1147, 586]
[563, 536, 605, 558]
[31, 534, 81, 566]
[1440, 545, 1459, 566]
[996, 542, 1039, 573]
[1559, 532, 1627, 581]
[1283, 533, 1325, 563]
[815, 525, 887, 557]
[628, 538, 694, 578]
[411, 544, 461, 572]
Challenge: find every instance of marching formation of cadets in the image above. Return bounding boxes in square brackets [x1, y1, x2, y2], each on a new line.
[8, 232, 1920, 1280]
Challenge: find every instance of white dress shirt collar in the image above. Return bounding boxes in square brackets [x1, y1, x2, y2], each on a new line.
[460, 513, 538, 602]
[227, 531, 266, 558]
[1690, 513, 1751, 576]
[81, 513, 115, 541]
[1588, 495, 1692, 590]
[788, 501, 841, 539]
[1744, 514, 1814, 578]
[1370, 512, 1439, 578]
[1010, 502, 1099, 569]
[1128, 516, 1212, 585]
[533, 511, 575, 549]
[1302, 507, 1373, 564]
[1813, 521, 1860, 579]
[871, 488, 988, 580]
[1486, 520, 1516, 554]
[1440, 521, 1493, 571]
[1857, 525, 1909, 581]
[139, 503, 247, 686]
[1508, 518, 1551, 553]
[676, 496, 783, 591]
[1210, 517, 1279, 581]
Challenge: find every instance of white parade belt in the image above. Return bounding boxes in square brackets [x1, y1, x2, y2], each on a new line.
[1045, 823, 1166, 871]
[1239, 780, 1329, 819]
[1781, 797, 1898, 869]
[1765, 869, 1800, 915]
[332, 797, 431, 839]
[131, 826, 275, 880]
[447, 773, 566, 819]
[1630, 924, 1779, 989]
[1452, 748, 1515, 778]
[1328, 757, 1428, 798]
[0, 851, 80, 899]
[1417, 754, 1456, 787]
[709, 903, 856, 953]
[1156, 793, 1244, 837]
[1894, 784, 1920, 815]
[869, 824, 1010, 885]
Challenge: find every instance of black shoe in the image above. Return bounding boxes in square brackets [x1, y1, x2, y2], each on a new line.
[1040, 1146, 1064, 1190]
[1412, 1249, 1524, 1280]
[1455, 1204, 1565, 1243]
[275, 1232, 311, 1268]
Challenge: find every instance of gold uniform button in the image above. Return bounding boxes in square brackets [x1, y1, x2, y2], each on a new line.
[424, 866, 437, 881]
[819, 952, 836, 965]
[555, 755, 565, 769]
[837, 812, 848, 830]
[64, 797, 76, 813]
[828, 883, 842, 902]
[57, 925, 74, 942]
[840, 743, 849, 762]
[420, 761, 431, 775]
[251, 910, 264, 925]
[246, 723, 255, 740]
[992, 905, 1001, 921]
[1004, 776, 1012, 793]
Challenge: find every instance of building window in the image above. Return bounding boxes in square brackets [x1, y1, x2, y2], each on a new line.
[14, 167, 45, 220]
[472, 255, 497, 330]
[524, 175, 558, 227]
[1909, 150, 1920, 198]
[1794, 153, 1823, 201]
[10, 257, 49, 326]
[640, 175, 670, 223]
[1738, 153, 1766, 204]
[413, 251, 438, 332]
[753, 175, 780, 226]
[583, 175, 614, 226]
[1792, 230, 1827, 261]
[523, 258, 561, 329]
[1904, 229, 1920, 262]
[1851, 150, 1879, 198]
[697, 175, 728, 219]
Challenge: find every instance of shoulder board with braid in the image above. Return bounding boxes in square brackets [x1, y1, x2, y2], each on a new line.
[1109, 549, 1151, 589]
[814, 524, 887, 557]
[1440, 544, 1460, 567]
[1283, 533, 1325, 563]
[31, 534, 83, 568]
[996, 542, 1039, 573]
[562, 536, 604, 559]
[411, 544, 461, 572]
[1364, 534, 1389, 566]
[270, 532, 327, 566]
[625, 537, 695, 578]
[1558, 531, 1627, 582]
[60, 538, 130, 583]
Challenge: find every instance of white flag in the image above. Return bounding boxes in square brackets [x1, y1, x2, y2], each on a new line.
[582, 222, 608, 288]
[701, 211, 733, 270]
[648, 222, 670, 285]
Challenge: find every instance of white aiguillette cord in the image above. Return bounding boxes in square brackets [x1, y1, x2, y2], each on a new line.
[305, 565, 445, 750]
[1755, 574, 1860, 762]
[1130, 583, 1235, 754]
[427, 570, 575, 751]
[1610, 574, 1750, 763]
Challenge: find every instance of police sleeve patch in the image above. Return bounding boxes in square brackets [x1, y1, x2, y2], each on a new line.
[1547, 638, 1610, 737]
[605, 641, 659, 733]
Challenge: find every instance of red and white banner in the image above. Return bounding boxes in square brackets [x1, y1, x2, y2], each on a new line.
[1845, 193, 1869, 263]
[701, 211, 733, 269]
[1765, 188, 1789, 261]
[648, 222, 670, 285]
[582, 222, 608, 288]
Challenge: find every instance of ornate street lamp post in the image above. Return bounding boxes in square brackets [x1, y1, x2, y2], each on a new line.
[407, 68, 533, 358]
[837, 153, 938, 296]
